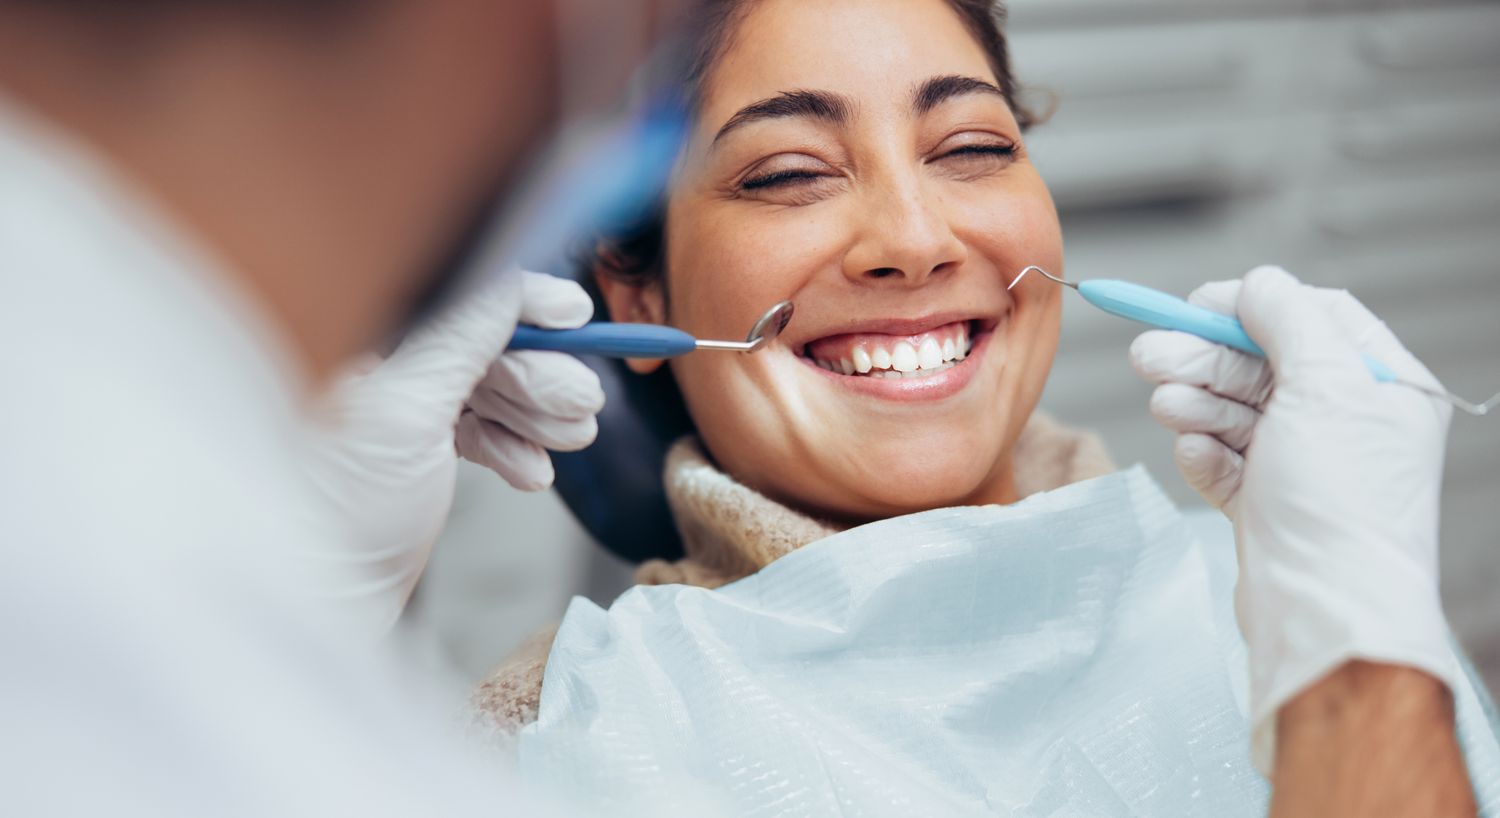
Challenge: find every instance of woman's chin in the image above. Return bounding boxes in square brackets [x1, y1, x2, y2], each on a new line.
[805, 456, 1012, 522]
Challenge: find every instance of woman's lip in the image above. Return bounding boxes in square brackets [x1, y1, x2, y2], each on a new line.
[793, 322, 998, 402]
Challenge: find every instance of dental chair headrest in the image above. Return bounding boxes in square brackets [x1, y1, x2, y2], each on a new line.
[551, 354, 692, 563]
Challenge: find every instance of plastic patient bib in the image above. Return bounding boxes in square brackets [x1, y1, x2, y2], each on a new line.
[518, 468, 1500, 817]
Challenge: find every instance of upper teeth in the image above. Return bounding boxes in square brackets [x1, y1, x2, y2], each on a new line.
[810, 324, 972, 378]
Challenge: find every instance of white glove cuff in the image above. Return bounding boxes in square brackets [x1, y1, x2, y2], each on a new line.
[1246, 582, 1459, 775]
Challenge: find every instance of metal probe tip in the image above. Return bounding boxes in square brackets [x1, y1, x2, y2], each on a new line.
[1453, 390, 1500, 417]
[1009, 265, 1077, 291]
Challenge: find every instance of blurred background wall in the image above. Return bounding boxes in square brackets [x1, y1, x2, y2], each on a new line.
[404, 0, 1500, 696]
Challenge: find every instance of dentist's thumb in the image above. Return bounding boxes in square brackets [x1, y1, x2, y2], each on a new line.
[1234, 266, 1372, 396]
[377, 270, 596, 424]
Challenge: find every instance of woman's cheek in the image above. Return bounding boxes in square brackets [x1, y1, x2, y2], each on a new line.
[673, 207, 814, 310]
[742, 205, 851, 279]
[958, 188, 1061, 265]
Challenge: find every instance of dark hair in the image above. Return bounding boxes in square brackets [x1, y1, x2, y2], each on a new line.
[590, 0, 1032, 292]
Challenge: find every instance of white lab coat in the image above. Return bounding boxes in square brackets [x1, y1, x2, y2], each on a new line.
[0, 97, 559, 815]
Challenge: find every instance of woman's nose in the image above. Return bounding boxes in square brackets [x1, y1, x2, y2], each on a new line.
[842, 180, 967, 286]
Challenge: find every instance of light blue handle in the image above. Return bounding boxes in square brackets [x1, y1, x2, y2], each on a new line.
[508, 323, 698, 359]
[1077, 279, 1397, 383]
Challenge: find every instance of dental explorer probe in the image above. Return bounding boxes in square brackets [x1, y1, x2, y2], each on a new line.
[1009, 266, 1500, 417]
[507, 300, 795, 359]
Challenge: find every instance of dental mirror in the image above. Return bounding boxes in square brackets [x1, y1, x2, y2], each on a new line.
[697, 300, 795, 353]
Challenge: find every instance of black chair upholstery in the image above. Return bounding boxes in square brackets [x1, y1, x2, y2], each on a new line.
[551, 356, 693, 563]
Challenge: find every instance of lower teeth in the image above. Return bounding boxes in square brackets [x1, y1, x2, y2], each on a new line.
[867, 362, 956, 379]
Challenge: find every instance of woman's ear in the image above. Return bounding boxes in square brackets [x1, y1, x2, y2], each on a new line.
[594, 271, 669, 375]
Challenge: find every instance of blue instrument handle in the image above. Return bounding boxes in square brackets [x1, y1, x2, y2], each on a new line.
[508, 323, 698, 359]
[1077, 279, 1398, 383]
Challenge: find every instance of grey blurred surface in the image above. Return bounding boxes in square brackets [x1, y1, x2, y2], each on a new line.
[402, 461, 630, 685]
[408, 0, 1500, 694]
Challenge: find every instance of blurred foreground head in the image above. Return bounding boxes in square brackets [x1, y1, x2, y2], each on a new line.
[0, 0, 685, 381]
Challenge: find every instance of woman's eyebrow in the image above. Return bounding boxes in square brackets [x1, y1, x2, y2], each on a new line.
[711, 89, 854, 146]
[912, 75, 1006, 114]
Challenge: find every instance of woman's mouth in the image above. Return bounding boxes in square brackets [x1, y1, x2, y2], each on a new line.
[804, 320, 974, 378]
[795, 317, 1001, 401]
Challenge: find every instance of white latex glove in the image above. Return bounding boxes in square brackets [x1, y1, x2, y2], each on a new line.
[301, 271, 603, 636]
[1128, 265, 1458, 774]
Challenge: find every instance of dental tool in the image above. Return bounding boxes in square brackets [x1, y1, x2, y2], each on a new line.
[1009, 266, 1499, 417]
[508, 300, 795, 359]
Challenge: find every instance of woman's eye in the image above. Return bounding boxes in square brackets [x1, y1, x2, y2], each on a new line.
[938, 142, 1017, 163]
[733, 161, 842, 205]
[740, 168, 826, 191]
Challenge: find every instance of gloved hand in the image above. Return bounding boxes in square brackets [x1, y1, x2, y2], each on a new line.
[301, 271, 604, 636]
[1128, 265, 1458, 774]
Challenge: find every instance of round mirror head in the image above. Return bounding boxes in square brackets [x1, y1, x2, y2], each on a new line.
[744, 300, 795, 352]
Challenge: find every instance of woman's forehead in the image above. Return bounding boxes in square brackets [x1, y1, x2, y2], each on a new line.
[698, 0, 998, 127]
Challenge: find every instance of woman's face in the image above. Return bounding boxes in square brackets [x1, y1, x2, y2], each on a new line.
[614, 0, 1064, 522]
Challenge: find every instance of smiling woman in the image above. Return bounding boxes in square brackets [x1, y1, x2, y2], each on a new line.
[474, 0, 1115, 733]
[600, 0, 1072, 521]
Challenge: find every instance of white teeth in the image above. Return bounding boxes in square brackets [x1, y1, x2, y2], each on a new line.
[917, 338, 943, 370]
[852, 347, 872, 374]
[811, 351, 962, 378]
[809, 322, 978, 377]
[891, 342, 918, 372]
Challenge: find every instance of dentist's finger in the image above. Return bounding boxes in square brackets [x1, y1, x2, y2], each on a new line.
[479, 351, 606, 419]
[1149, 383, 1260, 452]
[1185, 279, 1242, 315]
[520, 271, 594, 329]
[1130, 330, 1273, 407]
[455, 410, 554, 491]
[1173, 432, 1245, 513]
[466, 388, 600, 452]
